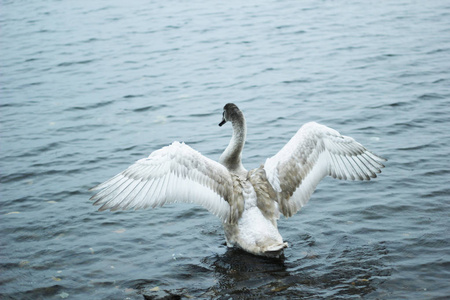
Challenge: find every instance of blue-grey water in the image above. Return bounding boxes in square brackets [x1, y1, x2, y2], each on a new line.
[1, 0, 449, 299]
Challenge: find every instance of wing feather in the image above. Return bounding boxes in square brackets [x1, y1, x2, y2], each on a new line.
[264, 122, 386, 217]
[90, 141, 233, 222]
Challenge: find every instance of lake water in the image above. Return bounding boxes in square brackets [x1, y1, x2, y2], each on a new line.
[1, 0, 449, 299]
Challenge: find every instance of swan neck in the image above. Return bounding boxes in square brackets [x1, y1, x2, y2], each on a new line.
[220, 115, 246, 173]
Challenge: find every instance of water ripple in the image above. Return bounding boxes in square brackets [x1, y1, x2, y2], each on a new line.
[1, 0, 449, 299]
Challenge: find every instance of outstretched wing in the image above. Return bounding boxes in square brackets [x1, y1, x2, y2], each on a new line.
[264, 122, 386, 217]
[90, 141, 234, 223]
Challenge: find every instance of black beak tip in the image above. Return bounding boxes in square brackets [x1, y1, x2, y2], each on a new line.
[219, 120, 226, 127]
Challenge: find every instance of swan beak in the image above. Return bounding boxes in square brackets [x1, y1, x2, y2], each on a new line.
[219, 119, 226, 126]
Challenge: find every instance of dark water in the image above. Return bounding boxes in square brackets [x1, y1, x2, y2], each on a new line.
[1, 0, 450, 299]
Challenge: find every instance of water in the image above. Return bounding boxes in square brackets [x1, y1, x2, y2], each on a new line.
[1, 0, 449, 299]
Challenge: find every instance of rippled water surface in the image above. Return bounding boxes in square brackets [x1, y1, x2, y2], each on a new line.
[2, 0, 450, 299]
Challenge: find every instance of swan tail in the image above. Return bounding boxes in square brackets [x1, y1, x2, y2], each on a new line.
[264, 242, 288, 254]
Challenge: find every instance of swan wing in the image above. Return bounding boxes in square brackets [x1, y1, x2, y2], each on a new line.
[90, 141, 234, 223]
[264, 122, 386, 217]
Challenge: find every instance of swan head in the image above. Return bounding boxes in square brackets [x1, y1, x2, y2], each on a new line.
[219, 103, 242, 127]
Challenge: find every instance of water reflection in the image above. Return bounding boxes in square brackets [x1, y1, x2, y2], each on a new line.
[204, 240, 392, 299]
[204, 248, 290, 299]
[128, 239, 391, 299]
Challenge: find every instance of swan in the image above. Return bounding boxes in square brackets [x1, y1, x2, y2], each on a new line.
[90, 103, 386, 257]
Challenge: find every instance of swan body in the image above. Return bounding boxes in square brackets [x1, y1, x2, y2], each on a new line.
[90, 103, 386, 257]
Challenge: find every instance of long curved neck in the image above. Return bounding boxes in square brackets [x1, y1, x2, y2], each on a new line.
[220, 116, 246, 174]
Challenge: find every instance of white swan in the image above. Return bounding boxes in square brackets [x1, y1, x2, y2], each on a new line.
[90, 103, 386, 257]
